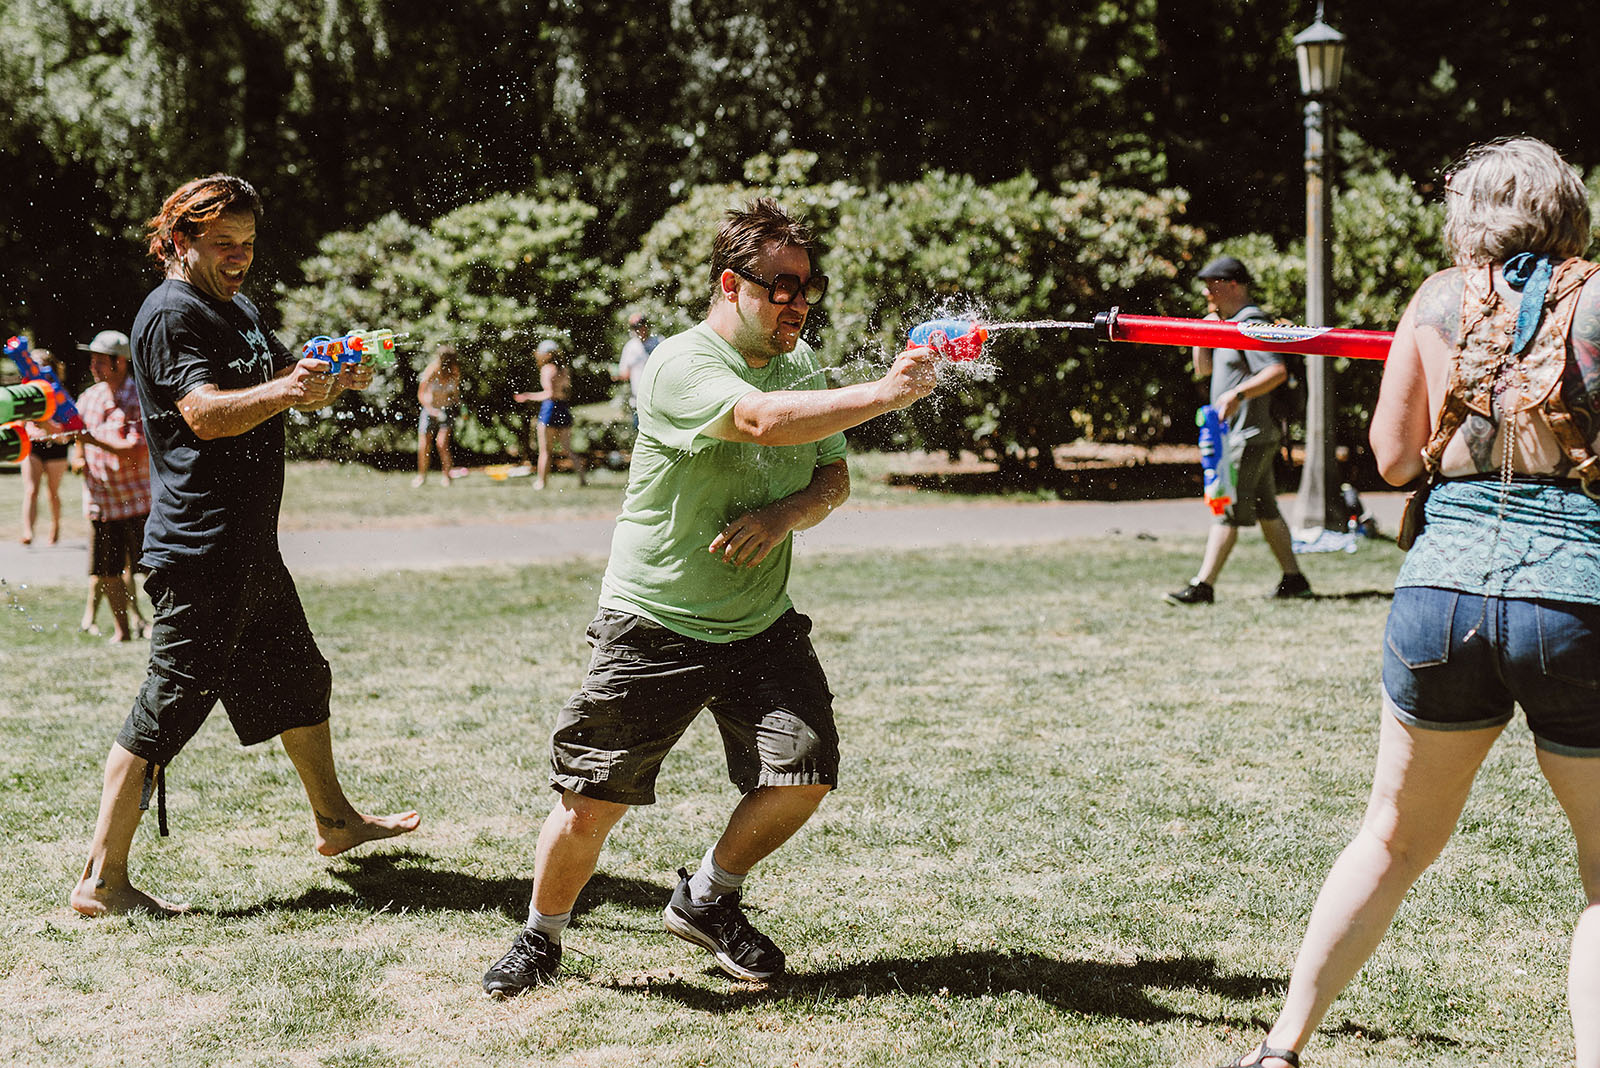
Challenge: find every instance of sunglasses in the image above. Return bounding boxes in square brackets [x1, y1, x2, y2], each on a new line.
[729, 265, 828, 306]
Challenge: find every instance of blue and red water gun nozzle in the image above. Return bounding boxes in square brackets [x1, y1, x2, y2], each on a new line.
[907, 318, 988, 362]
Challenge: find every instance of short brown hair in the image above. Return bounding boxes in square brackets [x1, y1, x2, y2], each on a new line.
[145, 174, 263, 266]
[709, 197, 819, 292]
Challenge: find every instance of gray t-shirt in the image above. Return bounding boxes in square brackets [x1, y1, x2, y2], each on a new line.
[1209, 304, 1284, 443]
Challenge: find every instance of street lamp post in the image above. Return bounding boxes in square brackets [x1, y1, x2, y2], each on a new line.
[1291, 4, 1347, 533]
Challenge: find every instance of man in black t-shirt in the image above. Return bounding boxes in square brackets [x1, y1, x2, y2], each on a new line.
[70, 175, 420, 918]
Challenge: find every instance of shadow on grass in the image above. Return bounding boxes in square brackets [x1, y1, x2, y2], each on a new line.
[629, 949, 1271, 1025]
[201, 850, 665, 922]
[1305, 589, 1394, 602]
[885, 463, 1198, 502]
[625, 951, 1462, 1049]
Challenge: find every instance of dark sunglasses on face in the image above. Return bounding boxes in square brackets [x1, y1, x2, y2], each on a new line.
[729, 265, 829, 306]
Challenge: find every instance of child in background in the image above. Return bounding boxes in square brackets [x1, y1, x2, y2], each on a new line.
[18, 349, 71, 545]
[414, 344, 462, 487]
[513, 339, 587, 491]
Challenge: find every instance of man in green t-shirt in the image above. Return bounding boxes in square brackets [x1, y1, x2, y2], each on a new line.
[483, 197, 940, 996]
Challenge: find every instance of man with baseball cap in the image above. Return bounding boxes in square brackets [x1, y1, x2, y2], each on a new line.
[1165, 254, 1310, 605]
[73, 329, 151, 642]
[616, 311, 661, 427]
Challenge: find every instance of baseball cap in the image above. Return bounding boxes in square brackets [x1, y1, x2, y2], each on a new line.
[536, 339, 561, 355]
[627, 312, 649, 327]
[77, 329, 131, 358]
[1197, 255, 1252, 285]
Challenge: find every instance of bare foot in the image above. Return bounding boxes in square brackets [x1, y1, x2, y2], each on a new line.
[70, 877, 187, 918]
[411, 474, 426, 488]
[314, 809, 422, 856]
[20, 533, 31, 545]
[533, 480, 547, 491]
[80, 621, 101, 636]
[108, 632, 131, 644]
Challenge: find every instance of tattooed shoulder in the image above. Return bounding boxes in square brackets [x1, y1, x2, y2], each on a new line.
[1572, 274, 1600, 351]
[1413, 269, 1464, 345]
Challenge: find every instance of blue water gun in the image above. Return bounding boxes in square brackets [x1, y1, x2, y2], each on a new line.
[906, 318, 988, 362]
[300, 329, 400, 374]
[1196, 404, 1236, 516]
[4, 334, 84, 431]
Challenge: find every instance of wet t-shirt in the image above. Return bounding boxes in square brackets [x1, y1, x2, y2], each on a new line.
[130, 279, 295, 567]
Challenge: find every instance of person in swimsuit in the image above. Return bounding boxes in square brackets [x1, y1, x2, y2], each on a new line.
[513, 339, 586, 490]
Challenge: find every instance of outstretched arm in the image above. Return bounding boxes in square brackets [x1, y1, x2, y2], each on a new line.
[708, 459, 850, 567]
[713, 347, 938, 447]
[179, 358, 368, 440]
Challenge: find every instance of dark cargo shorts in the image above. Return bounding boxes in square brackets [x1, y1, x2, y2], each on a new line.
[1218, 437, 1283, 528]
[116, 553, 332, 767]
[549, 608, 840, 805]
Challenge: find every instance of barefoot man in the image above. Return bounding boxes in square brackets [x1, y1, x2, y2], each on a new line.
[71, 174, 419, 916]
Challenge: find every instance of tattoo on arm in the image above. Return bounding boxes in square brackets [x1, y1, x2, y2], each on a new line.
[1413, 270, 1465, 347]
[315, 811, 347, 830]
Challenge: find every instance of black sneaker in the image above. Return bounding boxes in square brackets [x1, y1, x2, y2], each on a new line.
[1163, 580, 1215, 605]
[662, 867, 785, 981]
[482, 928, 562, 996]
[1272, 573, 1312, 599]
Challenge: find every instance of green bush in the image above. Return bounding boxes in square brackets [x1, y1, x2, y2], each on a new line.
[276, 193, 616, 460]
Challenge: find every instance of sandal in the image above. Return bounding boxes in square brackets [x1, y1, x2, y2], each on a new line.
[1217, 1046, 1299, 1068]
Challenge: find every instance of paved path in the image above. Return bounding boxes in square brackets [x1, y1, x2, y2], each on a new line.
[0, 493, 1407, 586]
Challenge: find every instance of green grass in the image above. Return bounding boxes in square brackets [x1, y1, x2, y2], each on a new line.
[0, 529, 1583, 1067]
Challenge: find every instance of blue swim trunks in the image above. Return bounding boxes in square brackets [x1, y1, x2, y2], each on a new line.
[538, 400, 573, 428]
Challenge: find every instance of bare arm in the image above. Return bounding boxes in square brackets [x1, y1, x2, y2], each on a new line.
[178, 357, 357, 440]
[708, 459, 851, 567]
[1216, 361, 1288, 422]
[714, 347, 938, 446]
[1369, 296, 1431, 485]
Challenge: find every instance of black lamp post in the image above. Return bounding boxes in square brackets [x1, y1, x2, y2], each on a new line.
[1291, 3, 1347, 533]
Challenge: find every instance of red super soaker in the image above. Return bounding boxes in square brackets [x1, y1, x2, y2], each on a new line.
[906, 310, 1395, 362]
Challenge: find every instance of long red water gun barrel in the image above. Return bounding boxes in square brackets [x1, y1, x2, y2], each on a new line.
[1090, 308, 1394, 361]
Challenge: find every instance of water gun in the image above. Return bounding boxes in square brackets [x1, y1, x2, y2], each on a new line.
[1090, 308, 1392, 362]
[907, 318, 989, 362]
[1, 423, 29, 464]
[1196, 404, 1236, 516]
[299, 329, 399, 374]
[0, 380, 64, 425]
[4, 334, 85, 430]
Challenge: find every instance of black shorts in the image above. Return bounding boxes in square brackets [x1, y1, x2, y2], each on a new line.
[116, 553, 331, 766]
[88, 515, 148, 577]
[549, 608, 839, 805]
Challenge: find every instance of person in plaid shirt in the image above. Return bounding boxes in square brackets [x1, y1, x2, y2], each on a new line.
[73, 330, 151, 643]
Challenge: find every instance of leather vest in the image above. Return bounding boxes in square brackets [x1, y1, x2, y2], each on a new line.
[1424, 256, 1600, 491]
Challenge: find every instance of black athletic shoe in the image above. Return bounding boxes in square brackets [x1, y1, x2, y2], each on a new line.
[1272, 573, 1312, 599]
[482, 928, 562, 996]
[1163, 580, 1215, 605]
[662, 867, 785, 981]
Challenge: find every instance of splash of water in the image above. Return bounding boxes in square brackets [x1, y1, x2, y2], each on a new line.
[985, 319, 1094, 332]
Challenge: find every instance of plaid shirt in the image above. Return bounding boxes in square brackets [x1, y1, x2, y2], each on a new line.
[80, 377, 151, 521]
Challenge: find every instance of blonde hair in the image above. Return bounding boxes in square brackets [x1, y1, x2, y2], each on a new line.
[1443, 138, 1591, 266]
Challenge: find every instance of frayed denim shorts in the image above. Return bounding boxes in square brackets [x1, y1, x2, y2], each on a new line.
[1382, 586, 1600, 756]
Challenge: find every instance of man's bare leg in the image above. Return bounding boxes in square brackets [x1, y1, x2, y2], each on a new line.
[279, 720, 421, 856]
[69, 743, 186, 917]
[713, 784, 831, 874]
[1196, 524, 1239, 587]
[531, 791, 630, 916]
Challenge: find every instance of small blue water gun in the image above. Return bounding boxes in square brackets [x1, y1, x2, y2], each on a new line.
[299, 329, 400, 374]
[1196, 404, 1236, 516]
[4, 335, 84, 431]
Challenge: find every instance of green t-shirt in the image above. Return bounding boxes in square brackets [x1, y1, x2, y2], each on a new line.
[598, 322, 849, 642]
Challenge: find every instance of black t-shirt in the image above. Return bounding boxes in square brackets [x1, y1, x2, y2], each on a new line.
[131, 279, 295, 566]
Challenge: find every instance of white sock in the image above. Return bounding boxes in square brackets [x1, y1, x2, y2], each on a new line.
[527, 907, 571, 945]
[687, 847, 746, 904]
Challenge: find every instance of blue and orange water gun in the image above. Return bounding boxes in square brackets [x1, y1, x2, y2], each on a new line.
[300, 329, 400, 374]
[906, 318, 989, 362]
[1196, 404, 1236, 516]
[4, 334, 84, 431]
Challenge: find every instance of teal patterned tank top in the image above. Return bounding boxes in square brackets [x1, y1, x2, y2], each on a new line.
[1395, 478, 1600, 604]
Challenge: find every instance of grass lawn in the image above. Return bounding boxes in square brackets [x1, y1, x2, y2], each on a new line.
[0, 531, 1583, 1067]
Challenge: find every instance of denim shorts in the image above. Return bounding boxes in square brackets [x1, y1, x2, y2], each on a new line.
[548, 608, 839, 805]
[1382, 586, 1600, 756]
